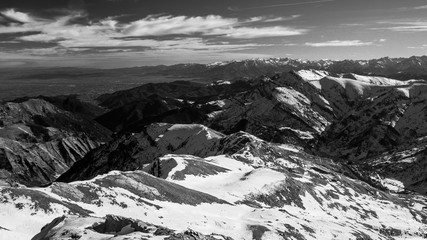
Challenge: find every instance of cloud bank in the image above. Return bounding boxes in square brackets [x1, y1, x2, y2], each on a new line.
[0, 9, 307, 56]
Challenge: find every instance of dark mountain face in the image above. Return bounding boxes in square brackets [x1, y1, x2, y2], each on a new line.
[96, 80, 253, 109]
[86, 69, 427, 195]
[93, 69, 427, 155]
[56, 123, 227, 182]
[10, 95, 107, 119]
[95, 80, 253, 133]
[0, 98, 111, 186]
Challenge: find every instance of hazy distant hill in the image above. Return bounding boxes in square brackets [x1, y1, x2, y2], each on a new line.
[1, 56, 426, 102]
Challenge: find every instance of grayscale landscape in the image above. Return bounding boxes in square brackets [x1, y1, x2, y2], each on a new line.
[0, 1, 427, 239]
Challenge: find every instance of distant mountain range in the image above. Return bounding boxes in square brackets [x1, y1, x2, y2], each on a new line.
[144, 55, 427, 81]
[1, 56, 427, 102]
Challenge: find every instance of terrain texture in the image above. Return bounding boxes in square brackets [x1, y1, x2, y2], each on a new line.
[1, 56, 427, 240]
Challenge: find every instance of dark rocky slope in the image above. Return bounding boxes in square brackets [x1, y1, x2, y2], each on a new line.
[0, 98, 111, 186]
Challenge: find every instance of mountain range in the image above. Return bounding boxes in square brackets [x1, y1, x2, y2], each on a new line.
[1, 56, 427, 102]
[1, 56, 427, 239]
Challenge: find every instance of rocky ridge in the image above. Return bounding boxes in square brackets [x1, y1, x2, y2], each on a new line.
[0, 98, 110, 186]
[0, 124, 426, 239]
[1, 61, 427, 239]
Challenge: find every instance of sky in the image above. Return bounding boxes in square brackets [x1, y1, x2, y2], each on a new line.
[0, 0, 426, 68]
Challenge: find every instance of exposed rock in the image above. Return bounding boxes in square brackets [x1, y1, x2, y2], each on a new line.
[165, 229, 234, 240]
[91, 215, 153, 235]
[31, 215, 66, 240]
[0, 98, 111, 186]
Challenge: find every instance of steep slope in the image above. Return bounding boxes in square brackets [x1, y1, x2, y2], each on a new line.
[94, 80, 253, 134]
[318, 82, 427, 161]
[349, 142, 427, 194]
[11, 94, 107, 120]
[31, 215, 232, 240]
[95, 95, 188, 132]
[57, 123, 226, 182]
[1, 170, 230, 239]
[58, 120, 351, 183]
[1, 125, 426, 239]
[0, 99, 111, 186]
[93, 70, 425, 153]
[208, 72, 334, 144]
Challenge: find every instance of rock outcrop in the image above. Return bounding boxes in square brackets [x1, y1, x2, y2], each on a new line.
[0, 98, 111, 186]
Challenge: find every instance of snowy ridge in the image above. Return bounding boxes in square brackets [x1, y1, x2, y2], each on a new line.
[342, 73, 416, 86]
[2, 65, 427, 240]
[1, 124, 427, 239]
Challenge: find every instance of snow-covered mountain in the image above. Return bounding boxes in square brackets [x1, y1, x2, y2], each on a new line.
[133, 55, 427, 81]
[2, 62, 427, 239]
[89, 69, 427, 196]
[2, 123, 427, 239]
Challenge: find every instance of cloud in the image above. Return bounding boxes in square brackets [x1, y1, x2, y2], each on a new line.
[264, 15, 302, 22]
[123, 15, 306, 37]
[247, 15, 302, 23]
[0, 40, 20, 43]
[58, 36, 271, 51]
[305, 40, 373, 47]
[243, 0, 334, 10]
[408, 45, 427, 49]
[414, 5, 427, 10]
[0, 10, 307, 40]
[123, 15, 237, 36]
[0, 9, 307, 58]
[15, 47, 89, 56]
[0, 10, 86, 34]
[0, 9, 33, 23]
[340, 23, 365, 27]
[375, 21, 427, 32]
[208, 26, 307, 38]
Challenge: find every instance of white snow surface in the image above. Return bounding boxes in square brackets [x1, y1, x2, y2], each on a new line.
[2, 150, 427, 239]
[295, 69, 329, 89]
[2, 124, 427, 240]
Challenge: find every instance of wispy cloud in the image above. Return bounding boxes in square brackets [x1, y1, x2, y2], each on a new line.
[375, 21, 427, 32]
[58, 37, 272, 51]
[408, 45, 427, 49]
[123, 15, 306, 37]
[0, 8, 33, 23]
[207, 26, 306, 38]
[0, 40, 20, 43]
[14, 47, 90, 56]
[123, 15, 237, 36]
[266, 15, 302, 22]
[0, 8, 308, 57]
[0, 7, 309, 67]
[414, 5, 427, 10]
[232, 0, 334, 11]
[305, 40, 374, 47]
[340, 23, 366, 27]
[0, 10, 86, 34]
[248, 15, 302, 23]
